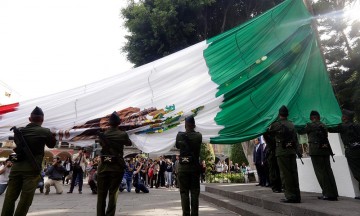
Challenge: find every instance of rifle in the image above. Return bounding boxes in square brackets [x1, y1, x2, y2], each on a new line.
[10, 126, 41, 172]
[329, 147, 335, 163]
[296, 151, 304, 165]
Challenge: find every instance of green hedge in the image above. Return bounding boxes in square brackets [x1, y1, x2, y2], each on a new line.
[206, 172, 245, 183]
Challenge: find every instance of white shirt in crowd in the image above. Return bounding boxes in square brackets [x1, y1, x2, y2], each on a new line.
[0, 165, 11, 184]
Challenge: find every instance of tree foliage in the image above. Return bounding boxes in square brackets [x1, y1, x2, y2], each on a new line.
[121, 0, 283, 67]
[200, 143, 215, 173]
[230, 143, 248, 165]
[312, 0, 360, 121]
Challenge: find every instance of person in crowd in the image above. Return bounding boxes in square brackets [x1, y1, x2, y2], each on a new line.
[153, 160, 160, 188]
[176, 116, 202, 216]
[143, 158, 149, 187]
[62, 156, 72, 185]
[233, 163, 241, 173]
[215, 161, 223, 173]
[133, 161, 149, 193]
[44, 156, 66, 195]
[165, 159, 173, 188]
[229, 160, 234, 172]
[263, 132, 282, 193]
[266, 105, 301, 203]
[0, 159, 12, 195]
[240, 162, 250, 174]
[157, 156, 166, 188]
[298, 110, 338, 201]
[96, 111, 132, 216]
[37, 170, 46, 193]
[173, 155, 180, 188]
[1, 106, 57, 216]
[253, 137, 266, 186]
[200, 160, 206, 183]
[123, 158, 134, 192]
[328, 109, 360, 199]
[88, 156, 100, 194]
[262, 139, 270, 187]
[67, 148, 87, 194]
[148, 160, 154, 188]
[222, 161, 228, 173]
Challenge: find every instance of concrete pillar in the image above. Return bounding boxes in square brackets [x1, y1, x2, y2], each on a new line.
[298, 133, 360, 198]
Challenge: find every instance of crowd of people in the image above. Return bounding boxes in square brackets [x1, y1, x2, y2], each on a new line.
[22, 151, 183, 197]
[1, 150, 255, 198]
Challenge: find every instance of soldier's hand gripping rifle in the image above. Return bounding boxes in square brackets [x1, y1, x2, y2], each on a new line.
[10, 126, 41, 172]
[297, 152, 304, 165]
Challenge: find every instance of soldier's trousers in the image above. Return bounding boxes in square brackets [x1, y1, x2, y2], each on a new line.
[277, 155, 301, 201]
[97, 171, 124, 216]
[1, 171, 40, 216]
[345, 149, 360, 190]
[311, 155, 338, 197]
[178, 171, 200, 216]
[267, 153, 281, 191]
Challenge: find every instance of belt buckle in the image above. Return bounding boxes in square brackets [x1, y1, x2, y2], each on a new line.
[182, 157, 190, 163]
[103, 156, 112, 163]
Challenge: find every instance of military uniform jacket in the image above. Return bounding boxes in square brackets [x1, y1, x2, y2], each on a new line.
[12, 123, 56, 172]
[98, 128, 131, 173]
[299, 121, 332, 156]
[328, 122, 360, 157]
[175, 131, 202, 172]
[267, 119, 299, 157]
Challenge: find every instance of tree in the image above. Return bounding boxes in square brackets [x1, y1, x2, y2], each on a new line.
[230, 143, 248, 165]
[121, 0, 284, 67]
[312, 0, 360, 121]
[200, 143, 215, 174]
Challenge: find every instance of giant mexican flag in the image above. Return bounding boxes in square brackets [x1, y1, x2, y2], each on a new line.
[0, 0, 341, 154]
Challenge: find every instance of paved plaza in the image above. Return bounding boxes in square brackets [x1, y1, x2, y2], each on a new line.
[0, 183, 238, 216]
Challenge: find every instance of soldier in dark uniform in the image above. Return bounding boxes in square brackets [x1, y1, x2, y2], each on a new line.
[96, 111, 132, 216]
[1, 106, 57, 216]
[263, 132, 282, 193]
[298, 111, 338, 201]
[266, 105, 301, 203]
[176, 116, 202, 216]
[328, 109, 360, 199]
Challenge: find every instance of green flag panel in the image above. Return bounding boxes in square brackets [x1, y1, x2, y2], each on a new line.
[204, 0, 341, 144]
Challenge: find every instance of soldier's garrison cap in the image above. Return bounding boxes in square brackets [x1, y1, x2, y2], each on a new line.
[185, 115, 195, 125]
[278, 105, 288, 117]
[31, 106, 44, 116]
[342, 109, 355, 119]
[310, 110, 320, 117]
[109, 111, 121, 125]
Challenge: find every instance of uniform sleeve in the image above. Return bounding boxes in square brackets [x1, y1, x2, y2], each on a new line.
[45, 129, 57, 148]
[267, 122, 281, 134]
[123, 132, 132, 146]
[293, 127, 302, 154]
[298, 123, 310, 135]
[175, 133, 182, 149]
[355, 124, 360, 134]
[328, 124, 342, 133]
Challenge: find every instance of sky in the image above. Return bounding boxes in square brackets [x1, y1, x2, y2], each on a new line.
[0, 0, 134, 105]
